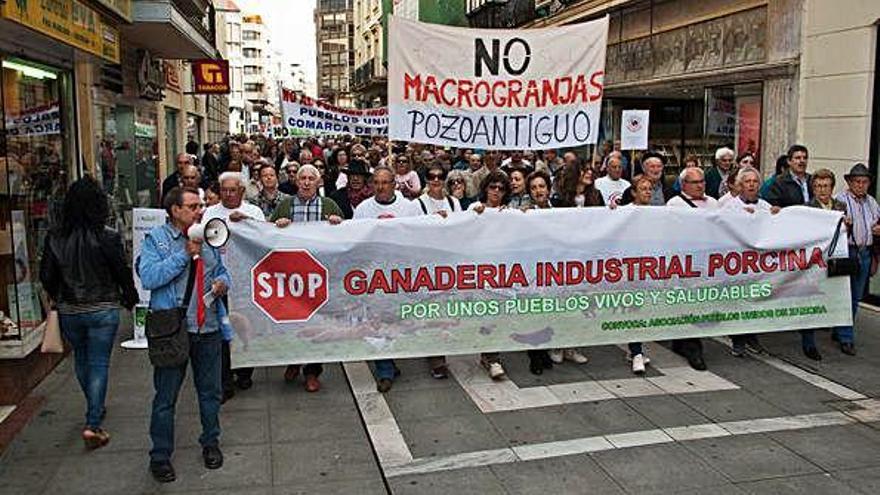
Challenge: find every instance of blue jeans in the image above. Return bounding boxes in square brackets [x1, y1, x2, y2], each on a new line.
[628, 342, 643, 357]
[832, 246, 873, 344]
[149, 331, 222, 463]
[60, 309, 120, 429]
[373, 359, 397, 380]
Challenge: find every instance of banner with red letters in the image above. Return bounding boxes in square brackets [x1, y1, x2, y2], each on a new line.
[387, 15, 608, 149]
[223, 207, 851, 368]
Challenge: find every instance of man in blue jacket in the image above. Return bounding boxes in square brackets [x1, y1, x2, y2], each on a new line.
[138, 186, 231, 483]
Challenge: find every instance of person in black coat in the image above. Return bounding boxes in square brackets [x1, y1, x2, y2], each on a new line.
[40, 177, 138, 449]
[329, 159, 373, 219]
[763, 144, 812, 207]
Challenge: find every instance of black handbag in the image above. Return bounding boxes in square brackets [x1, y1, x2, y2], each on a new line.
[827, 218, 860, 278]
[145, 262, 196, 368]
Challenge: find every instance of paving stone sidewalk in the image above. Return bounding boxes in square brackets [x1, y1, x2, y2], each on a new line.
[2, 310, 880, 494]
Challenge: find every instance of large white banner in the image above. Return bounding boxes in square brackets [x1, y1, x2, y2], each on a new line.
[280, 88, 388, 137]
[224, 207, 851, 368]
[125, 208, 167, 349]
[388, 15, 608, 150]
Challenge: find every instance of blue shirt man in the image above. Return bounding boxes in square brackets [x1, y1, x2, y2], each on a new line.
[138, 187, 230, 483]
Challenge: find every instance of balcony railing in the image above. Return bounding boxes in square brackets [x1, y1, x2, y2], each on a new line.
[467, 0, 536, 28]
[352, 59, 385, 90]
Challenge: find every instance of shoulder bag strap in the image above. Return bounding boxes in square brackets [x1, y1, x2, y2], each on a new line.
[827, 217, 846, 258]
[447, 196, 456, 211]
[181, 261, 196, 309]
[417, 197, 428, 214]
[680, 195, 698, 208]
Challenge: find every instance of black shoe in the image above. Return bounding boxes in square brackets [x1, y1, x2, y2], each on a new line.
[731, 346, 746, 358]
[393, 365, 402, 378]
[431, 366, 449, 380]
[203, 446, 224, 469]
[377, 378, 393, 393]
[840, 343, 856, 356]
[150, 461, 176, 483]
[539, 352, 554, 369]
[687, 355, 707, 371]
[831, 332, 840, 343]
[529, 359, 544, 375]
[236, 377, 253, 390]
[221, 389, 235, 404]
[803, 347, 822, 361]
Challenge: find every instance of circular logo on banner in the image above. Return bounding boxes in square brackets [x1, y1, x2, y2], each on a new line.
[626, 117, 644, 133]
[251, 250, 329, 322]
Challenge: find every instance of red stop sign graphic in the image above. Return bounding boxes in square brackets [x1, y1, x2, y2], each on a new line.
[251, 250, 329, 322]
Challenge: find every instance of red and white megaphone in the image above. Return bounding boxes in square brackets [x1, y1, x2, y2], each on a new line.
[187, 217, 230, 249]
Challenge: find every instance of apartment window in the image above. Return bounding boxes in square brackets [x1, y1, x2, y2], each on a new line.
[244, 83, 263, 92]
[243, 30, 260, 41]
[244, 65, 259, 75]
[243, 48, 261, 58]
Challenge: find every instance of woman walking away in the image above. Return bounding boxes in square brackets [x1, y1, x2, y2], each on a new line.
[40, 176, 138, 449]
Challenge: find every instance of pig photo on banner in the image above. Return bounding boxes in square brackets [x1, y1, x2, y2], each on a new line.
[388, 15, 608, 150]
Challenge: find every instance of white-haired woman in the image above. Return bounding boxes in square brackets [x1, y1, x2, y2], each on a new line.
[706, 147, 736, 199]
[723, 167, 777, 357]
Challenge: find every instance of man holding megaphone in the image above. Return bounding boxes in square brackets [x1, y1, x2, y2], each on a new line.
[137, 186, 231, 483]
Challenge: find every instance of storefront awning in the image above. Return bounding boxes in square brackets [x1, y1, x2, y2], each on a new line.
[123, 0, 216, 59]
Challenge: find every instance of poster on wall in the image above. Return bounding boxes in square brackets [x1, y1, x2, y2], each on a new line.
[6, 211, 42, 335]
[736, 96, 761, 162]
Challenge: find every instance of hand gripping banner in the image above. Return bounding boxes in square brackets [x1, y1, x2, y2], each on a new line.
[224, 207, 851, 368]
[388, 15, 608, 149]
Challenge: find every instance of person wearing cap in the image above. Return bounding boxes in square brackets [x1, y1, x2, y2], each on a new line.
[619, 151, 676, 206]
[764, 144, 812, 207]
[706, 147, 736, 199]
[832, 163, 880, 355]
[330, 159, 374, 219]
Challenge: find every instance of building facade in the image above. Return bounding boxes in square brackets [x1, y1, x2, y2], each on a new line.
[241, 14, 275, 133]
[315, 0, 355, 107]
[0, 0, 218, 402]
[351, 0, 468, 108]
[216, 0, 245, 135]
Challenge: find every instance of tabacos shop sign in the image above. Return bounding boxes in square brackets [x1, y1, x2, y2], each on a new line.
[192, 60, 231, 95]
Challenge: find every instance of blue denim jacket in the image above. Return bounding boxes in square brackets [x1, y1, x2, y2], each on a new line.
[137, 223, 232, 335]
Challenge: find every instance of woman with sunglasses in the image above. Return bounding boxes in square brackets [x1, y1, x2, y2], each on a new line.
[394, 155, 422, 200]
[468, 171, 511, 380]
[415, 164, 463, 379]
[446, 170, 473, 210]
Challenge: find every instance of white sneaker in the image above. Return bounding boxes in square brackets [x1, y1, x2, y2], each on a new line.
[632, 354, 646, 375]
[487, 362, 506, 380]
[548, 350, 564, 364]
[563, 349, 588, 364]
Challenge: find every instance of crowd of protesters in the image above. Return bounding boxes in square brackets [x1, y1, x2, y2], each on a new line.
[44, 130, 880, 482]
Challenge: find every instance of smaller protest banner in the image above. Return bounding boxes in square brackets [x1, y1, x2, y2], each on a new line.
[620, 110, 650, 150]
[280, 88, 388, 137]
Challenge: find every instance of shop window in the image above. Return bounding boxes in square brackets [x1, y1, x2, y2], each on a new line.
[0, 57, 73, 345]
[705, 83, 763, 169]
